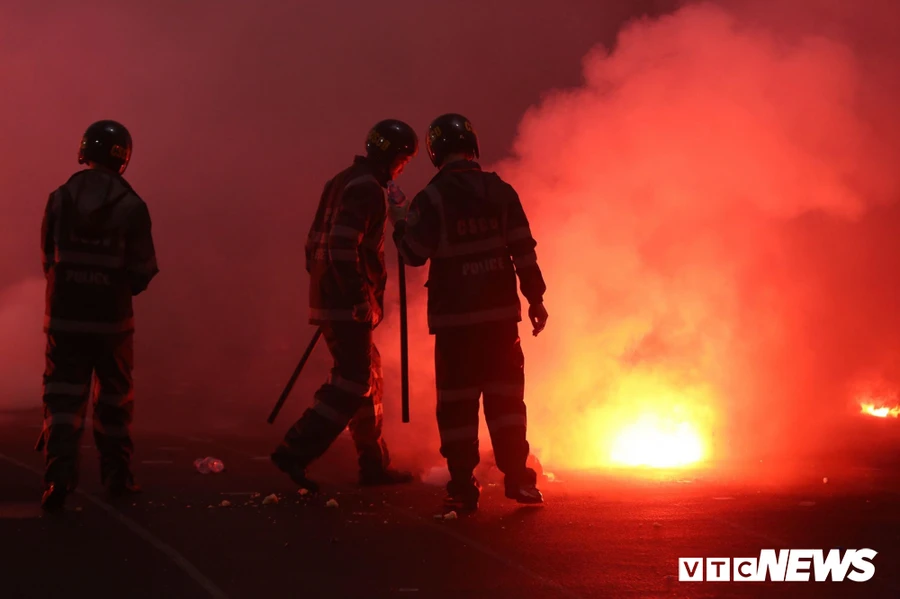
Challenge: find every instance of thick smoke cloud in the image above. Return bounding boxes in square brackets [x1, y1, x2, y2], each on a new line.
[495, 0, 900, 469]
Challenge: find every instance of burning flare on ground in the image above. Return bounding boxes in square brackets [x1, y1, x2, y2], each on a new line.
[860, 402, 900, 419]
[854, 381, 900, 419]
[543, 373, 716, 471]
[610, 416, 705, 468]
[604, 380, 712, 469]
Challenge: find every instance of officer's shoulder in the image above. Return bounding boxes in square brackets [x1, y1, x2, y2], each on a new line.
[117, 177, 146, 205]
[55, 169, 89, 194]
[49, 170, 86, 203]
[483, 171, 519, 197]
[411, 184, 443, 207]
[343, 170, 383, 194]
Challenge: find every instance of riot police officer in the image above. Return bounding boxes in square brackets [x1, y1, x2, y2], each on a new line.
[39, 120, 159, 511]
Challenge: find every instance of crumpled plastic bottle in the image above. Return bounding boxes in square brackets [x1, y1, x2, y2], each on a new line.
[193, 457, 225, 474]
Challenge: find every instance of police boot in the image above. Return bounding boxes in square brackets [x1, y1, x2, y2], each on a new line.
[444, 476, 482, 514]
[504, 483, 544, 504]
[504, 466, 543, 504]
[41, 483, 68, 513]
[271, 448, 320, 493]
[359, 468, 415, 487]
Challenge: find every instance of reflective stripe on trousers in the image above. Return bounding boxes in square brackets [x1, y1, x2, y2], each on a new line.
[327, 374, 372, 397]
[486, 413, 527, 431]
[96, 390, 134, 407]
[43, 382, 89, 396]
[43, 413, 84, 429]
[439, 423, 480, 444]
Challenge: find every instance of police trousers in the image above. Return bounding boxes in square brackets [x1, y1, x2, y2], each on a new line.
[37, 331, 136, 489]
[279, 321, 390, 473]
[434, 320, 536, 490]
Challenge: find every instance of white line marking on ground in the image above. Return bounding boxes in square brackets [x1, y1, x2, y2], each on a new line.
[0, 452, 230, 599]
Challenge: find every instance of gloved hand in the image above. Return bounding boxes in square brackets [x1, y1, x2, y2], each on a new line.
[528, 302, 548, 336]
[386, 181, 409, 226]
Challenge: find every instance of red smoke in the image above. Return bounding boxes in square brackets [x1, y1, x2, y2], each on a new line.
[489, 0, 900, 469]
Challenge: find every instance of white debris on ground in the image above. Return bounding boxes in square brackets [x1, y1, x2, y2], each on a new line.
[262, 494, 279, 505]
[325, 498, 339, 508]
[298, 488, 309, 496]
[219, 500, 231, 507]
[443, 511, 458, 520]
[823, 477, 829, 484]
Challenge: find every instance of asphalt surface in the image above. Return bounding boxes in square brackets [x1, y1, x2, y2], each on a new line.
[1, 409, 899, 599]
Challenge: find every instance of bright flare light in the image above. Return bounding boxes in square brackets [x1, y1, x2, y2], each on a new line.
[528, 361, 716, 470]
[610, 415, 705, 468]
[860, 402, 900, 418]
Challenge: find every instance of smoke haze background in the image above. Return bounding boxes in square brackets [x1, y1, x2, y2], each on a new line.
[497, 0, 900, 470]
[1, 0, 898, 475]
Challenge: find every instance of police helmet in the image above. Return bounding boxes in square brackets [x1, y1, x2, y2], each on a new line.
[426, 113, 479, 167]
[365, 119, 418, 167]
[77, 120, 133, 175]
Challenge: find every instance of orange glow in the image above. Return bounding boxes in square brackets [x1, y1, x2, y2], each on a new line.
[860, 402, 900, 419]
[528, 373, 716, 471]
[610, 416, 705, 468]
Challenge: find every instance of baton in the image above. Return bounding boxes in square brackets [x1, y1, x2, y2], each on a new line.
[398, 253, 410, 423]
[267, 327, 323, 424]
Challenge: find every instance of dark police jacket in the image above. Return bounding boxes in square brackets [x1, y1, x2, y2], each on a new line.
[393, 160, 546, 334]
[42, 168, 158, 334]
[305, 156, 388, 326]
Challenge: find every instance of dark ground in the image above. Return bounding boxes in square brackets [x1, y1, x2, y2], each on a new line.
[1, 409, 898, 599]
